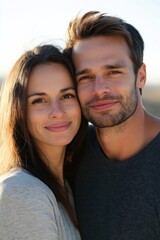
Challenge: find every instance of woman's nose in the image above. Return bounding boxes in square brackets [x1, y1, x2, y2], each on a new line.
[49, 101, 63, 118]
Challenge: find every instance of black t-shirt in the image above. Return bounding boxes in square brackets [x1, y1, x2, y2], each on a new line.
[75, 125, 160, 240]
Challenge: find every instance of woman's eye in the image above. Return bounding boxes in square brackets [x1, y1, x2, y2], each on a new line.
[32, 98, 45, 104]
[62, 93, 75, 99]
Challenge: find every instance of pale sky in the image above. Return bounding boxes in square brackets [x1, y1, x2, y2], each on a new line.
[0, 0, 160, 86]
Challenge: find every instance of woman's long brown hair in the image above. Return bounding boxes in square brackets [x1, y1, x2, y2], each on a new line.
[0, 44, 88, 227]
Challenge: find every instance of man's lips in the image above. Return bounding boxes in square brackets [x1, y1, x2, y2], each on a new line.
[90, 100, 117, 110]
[45, 122, 71, 132]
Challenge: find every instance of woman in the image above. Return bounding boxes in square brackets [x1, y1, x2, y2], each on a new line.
[0, 44, 87, 239]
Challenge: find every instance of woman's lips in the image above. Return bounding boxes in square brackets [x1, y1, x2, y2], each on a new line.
[45, 122, 71, 132]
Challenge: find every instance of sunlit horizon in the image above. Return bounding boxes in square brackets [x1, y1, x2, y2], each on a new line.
[0, 0, 160, 86]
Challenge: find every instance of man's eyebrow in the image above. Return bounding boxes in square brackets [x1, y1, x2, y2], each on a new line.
[104, 64, 125, 69]
[76, 69, 90, 77]
[27, 87, 75, 99]
[76, 64, 125, 76]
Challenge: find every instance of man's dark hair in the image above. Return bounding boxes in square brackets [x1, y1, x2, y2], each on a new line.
[65, 11, 144, 94]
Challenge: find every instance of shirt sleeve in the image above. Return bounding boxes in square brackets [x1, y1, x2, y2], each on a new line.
[0, 173, 64, 240]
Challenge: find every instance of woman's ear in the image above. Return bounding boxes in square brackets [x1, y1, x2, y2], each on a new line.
[136, 63, 146, 88]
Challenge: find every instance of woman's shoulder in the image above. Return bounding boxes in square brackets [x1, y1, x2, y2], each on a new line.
[0, 167, 56, 205]
[1, 167, 47, 188]
[0, 169, 67, 240]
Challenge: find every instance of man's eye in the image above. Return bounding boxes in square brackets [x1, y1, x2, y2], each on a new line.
[109, 70, 122, 75]
[32, 98, 45, 104]
[78, 75, 94, 82]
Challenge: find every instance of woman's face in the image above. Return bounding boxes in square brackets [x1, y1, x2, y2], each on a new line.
[26, 62, 81, 152]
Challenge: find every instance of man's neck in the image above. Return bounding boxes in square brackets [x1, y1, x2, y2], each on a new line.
[95, 111, 160, 161]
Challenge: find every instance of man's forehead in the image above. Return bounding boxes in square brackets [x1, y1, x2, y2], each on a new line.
[72, 35, 131, 69]
[72, 35, 127, 52]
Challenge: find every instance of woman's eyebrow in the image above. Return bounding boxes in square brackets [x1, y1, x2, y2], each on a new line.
[27, 92, 46, 99]
[27, 87, 75, 99]
[60, 87, 75, 93]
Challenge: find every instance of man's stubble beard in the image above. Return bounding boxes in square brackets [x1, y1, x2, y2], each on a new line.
[81, 86, 138, 128]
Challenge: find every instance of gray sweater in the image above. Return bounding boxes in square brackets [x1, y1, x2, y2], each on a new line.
[0, 168, 81, 240]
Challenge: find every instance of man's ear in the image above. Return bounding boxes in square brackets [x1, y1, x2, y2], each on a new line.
[136, 63, 146, 88]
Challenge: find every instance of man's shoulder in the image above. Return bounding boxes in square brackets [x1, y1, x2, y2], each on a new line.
[149, 115, 160, 140]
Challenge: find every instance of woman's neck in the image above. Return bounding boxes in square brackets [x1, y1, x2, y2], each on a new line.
[39, 145, 66, 185]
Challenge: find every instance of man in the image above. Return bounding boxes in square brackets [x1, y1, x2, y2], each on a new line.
[65, 11, 160, 240]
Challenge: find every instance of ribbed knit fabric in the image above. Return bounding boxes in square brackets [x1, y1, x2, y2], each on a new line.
[75, 125, 160, 240]
[0, 168, 81, 240]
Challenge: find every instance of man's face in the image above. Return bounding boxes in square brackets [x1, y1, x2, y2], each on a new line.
[72, 36, 144, 128]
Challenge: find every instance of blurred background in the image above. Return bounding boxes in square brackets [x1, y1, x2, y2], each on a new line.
[0, 0, 159, 117]
[143, 86, 160, 118]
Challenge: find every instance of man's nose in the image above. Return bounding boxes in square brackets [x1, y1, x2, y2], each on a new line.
[93, 76, 111, 96]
